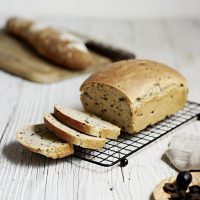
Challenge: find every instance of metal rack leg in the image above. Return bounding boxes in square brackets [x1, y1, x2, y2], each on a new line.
[120, 158, 128, 167]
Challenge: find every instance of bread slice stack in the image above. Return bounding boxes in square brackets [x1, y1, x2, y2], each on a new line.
[16, 105, 121, 159]
[54, 105, 120, 139]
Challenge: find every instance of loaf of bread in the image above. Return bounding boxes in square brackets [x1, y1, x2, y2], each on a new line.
[54, 104, 120, 139]
[6, 17, 92, 70]
[16, 124, 74, 159]
[44, 113, 107, 149]
[80, 59, 188, 133]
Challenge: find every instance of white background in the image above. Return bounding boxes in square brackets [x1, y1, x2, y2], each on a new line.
[0, 0, 200, 19]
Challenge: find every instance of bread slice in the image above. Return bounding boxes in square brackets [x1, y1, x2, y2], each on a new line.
[54, 105, 120, 139]
[16, 124, 74, 159]
[44, 113, 107, 149]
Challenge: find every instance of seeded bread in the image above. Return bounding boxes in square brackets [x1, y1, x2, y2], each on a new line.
[16, 124, 74, 159]
[54, 105, 120, 139]
[80, 59, 188, 133]
[6, 17, 92, 70]
[44, 113, 107, 149]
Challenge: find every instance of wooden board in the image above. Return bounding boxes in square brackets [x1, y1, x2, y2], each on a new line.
[153, 172, 200, 200]
[0, 32, 111, 83]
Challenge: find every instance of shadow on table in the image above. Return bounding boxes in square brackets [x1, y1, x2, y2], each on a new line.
[70, 157, 119, 173]
[161, 153, 178, 171]
[3, 142, 121, 173]
[2, 142, 116, 172]
[150, 193, 155, 200]
[2, 141, 72, 167]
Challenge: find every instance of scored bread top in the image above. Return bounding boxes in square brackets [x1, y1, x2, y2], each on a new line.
[16, 124, 74, 159]
[54, 105, 120, 139]
[44, 113, 107, 149]
[80, 59, 188, 106]
[6, 17, 92, 70]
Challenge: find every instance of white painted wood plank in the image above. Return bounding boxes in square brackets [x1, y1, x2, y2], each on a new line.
[0, 18, 200, 200]
[0, 72, 22, 139]
[165, 20, 200, 102]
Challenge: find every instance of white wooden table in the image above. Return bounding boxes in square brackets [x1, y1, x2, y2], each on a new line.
[0, 17, 200, 200]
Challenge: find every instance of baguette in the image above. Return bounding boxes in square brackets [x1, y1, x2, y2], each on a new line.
[54, 105, 120, 139]
[44, 113, 107, 149]
[6, 17, 92, 70]
[16, 124, 74, 159]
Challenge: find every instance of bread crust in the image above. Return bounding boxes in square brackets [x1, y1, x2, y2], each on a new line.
[80, 59, 188, 105]
[44, 113, 107, 149]
[16, 124, 74, 159]
[54, 105, 94, 135]
[54, 105, 120, 139]
[80, 59, 188, 133]
[6, 17, 92, 70]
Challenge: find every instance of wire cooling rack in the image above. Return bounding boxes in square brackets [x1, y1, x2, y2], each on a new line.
[74, 101, 200, 167]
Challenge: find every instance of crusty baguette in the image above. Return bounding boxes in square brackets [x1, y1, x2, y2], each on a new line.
[44, 113, 107, 149]
[6, 17, 92, 70]
[54, 105, 120, 139]
[80, 59, 188, 133]
[16, 124, 74, 159]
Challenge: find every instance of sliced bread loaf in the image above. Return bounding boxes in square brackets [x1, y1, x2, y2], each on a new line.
[44, 113, 107, 149]
[54, 105, 120, 139]
[80, 59, 188, 133]
[16, 124, 74, 159]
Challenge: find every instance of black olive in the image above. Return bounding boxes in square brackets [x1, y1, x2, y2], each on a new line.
[163, 183, 178, 193]
[119, 158, 128, 167]
[189, 185, 200, 193]
[176, 171, 192, 190]
[186, 192, 200, 200]
[170, 189, 186, 199]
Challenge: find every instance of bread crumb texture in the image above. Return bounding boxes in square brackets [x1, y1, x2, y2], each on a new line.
[54, 104, 120, 139]
[16, 124, 74, 159]
[80, 59, 188, 133]
[44, 113, 107, 149]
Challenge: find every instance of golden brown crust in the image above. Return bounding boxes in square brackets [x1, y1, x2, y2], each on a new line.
[54, 105, 120, 139]
[80, 59, 188, 105]
[6, 17, 92, 70]
[80, 59, 188, 133]
[54, 106, 92, 135]
[132, 86, 187, 133]
[44, 113, 107, 149]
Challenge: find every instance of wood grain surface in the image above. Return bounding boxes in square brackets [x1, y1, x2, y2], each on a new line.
[153, 172, 200, 200]
[0, 18, 200, 200]
[0, 31, 111, 83]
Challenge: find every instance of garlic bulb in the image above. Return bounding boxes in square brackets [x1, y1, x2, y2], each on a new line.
[165, 131, 200, 171]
